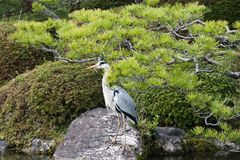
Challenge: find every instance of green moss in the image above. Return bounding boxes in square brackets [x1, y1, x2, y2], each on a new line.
[0, 23, 53, 86]
[134, 86, 202, 129]
[183, 138, 219, 153]
[197, 72, 238, 96]
[137, 134, 164, 159]
[0, 62, 104, 153]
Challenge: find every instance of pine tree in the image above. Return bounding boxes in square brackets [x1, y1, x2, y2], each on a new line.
[11, 3, 240, 142]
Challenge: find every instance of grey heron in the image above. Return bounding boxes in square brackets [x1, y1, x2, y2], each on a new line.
[87, 60, 138, 147]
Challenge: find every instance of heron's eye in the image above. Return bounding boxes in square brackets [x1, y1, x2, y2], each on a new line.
[113, 90, 119, 96]
[99, 61, 107, 66]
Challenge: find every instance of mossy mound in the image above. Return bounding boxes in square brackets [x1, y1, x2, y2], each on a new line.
[0, 23, 53, 86]
[0, 62, 104, 152]
[134, 86, 201, 129]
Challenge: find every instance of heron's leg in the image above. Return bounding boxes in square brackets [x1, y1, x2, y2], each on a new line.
[119, 116, 131, 152]
[113, 113, 121, 143]
[124, 116, 126, 146]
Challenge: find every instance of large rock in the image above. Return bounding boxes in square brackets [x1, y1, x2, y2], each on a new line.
[54, 108, 141, 160]
[155, 127, 185, 154]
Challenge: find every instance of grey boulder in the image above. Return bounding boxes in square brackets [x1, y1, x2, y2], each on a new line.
[54, 108, 141, 160]
[155, 127, 185, 154]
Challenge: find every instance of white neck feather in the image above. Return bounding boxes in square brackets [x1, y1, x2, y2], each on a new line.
[102, 65, 111, 87]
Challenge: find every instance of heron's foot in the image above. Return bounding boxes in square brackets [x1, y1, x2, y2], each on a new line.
[119, 144, 132, 152]
[106, 137, 119, 149]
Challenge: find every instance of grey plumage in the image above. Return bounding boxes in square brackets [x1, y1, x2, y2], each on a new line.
[113, 86, 138, 125]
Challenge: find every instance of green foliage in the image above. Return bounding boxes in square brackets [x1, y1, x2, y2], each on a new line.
[0, 62, 104, 151]
[204, 0, 240, 24]
[145, 0, 160, 7]
[144, 0, 240, 24]
[192, 126, 205, 135]
[192, 124, 240, 143]
[183, 138, 219, 152]
[0, 22, 53, 86]
[10, 3, 240, 144]
[0, 0, 23, 18]
[135, 86, 201, 129]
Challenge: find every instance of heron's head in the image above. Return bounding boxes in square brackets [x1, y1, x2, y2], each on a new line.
[86, 61, 110, 70]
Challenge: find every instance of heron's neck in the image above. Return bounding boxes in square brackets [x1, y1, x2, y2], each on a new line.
[102, 67, 111, 87]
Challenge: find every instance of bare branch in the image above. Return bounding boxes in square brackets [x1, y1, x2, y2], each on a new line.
[175, 56, 192, 62]
[41, 8, 60, 19]
[167, 26, 196, 40]
[166, 58, 176, 65]
[198, 112, 220, 126]
[40, 46, 60, 58]
[18, 8, 23, 20]
[225, 114, 240, 121]
[56, 57, 97, 63]
[122, 39, 135, 51]
[225, 26, 239, 34]
[204, 53, 220, 65]
[40, 46, 96, 64]
[175, 19, 205, 32]
[227, 71, 240, 79]
[193, 57, 199, 73]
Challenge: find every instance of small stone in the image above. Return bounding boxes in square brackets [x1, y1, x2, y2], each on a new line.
[155, 127, 185, 154]
[32, 138, 56, 154]
[0, 140, 7, 154]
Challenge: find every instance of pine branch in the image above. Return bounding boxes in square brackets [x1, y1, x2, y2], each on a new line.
[40, 46, 60, 58]
[225, 26, 239, 34]
[204, 53, 220, 65]
[166, 58, 176, 65]
[40, 46, 96, 64]
[198, 112, 220, 126]
[225, 114, 240, 121]
[41, 8, 60, 19]
[175, 19, 205, 32]
[227, 71, 240, 79]
[204, 112, 220, 126]
[167, 26, 196, 40]
[175, 56, 192, 62]
[193, 57, 199, 73]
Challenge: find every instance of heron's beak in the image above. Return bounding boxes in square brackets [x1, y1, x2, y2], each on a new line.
[86, 64, 98, 69]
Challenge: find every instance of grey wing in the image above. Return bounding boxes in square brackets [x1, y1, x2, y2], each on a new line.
[113, 86, 138, 124]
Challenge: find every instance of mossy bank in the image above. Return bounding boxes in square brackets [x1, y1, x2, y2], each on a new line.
[0, 62, 104, 153]
[0, 22, 53, 86]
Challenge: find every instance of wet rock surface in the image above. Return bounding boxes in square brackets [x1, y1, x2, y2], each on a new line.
[54, 108, 141, 160]
[31, 138, 56, 154]
[0, 140, 7, 154]
[213, 140, 240, 152]
[155, 127, 185, 154]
